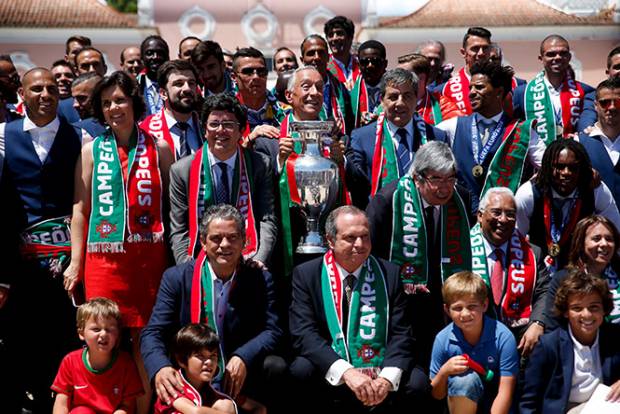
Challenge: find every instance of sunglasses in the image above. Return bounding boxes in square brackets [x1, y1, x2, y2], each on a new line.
[359, 57, 384, 66]
[598, 98, 620, 109]
[238, 67, 268, 77]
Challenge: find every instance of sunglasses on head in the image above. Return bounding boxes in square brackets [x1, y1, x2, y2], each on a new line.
[359, 57, 383, 66]
[238, 67, 268, 77]
[598, 98, 620, 109]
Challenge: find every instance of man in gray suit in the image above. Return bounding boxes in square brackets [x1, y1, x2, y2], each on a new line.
[169, 93, 277, 268]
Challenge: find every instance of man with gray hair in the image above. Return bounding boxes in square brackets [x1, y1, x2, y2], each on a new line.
[347, 67, 447, 208]
[366, 141, 473, 369]
[142, 203, 286, 411]
[415, 40, 451, 87]
[470, 186, 549, 356]
[289, 205, 429, 413]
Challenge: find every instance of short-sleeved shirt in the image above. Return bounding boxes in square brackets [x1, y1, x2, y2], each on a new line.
[430, 316, 519, 402]
[51, 348, 144, 412]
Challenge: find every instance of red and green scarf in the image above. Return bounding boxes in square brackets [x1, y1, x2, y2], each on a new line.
[20, 215, 71, 276]
[321, 250, 388, 378]
[278, 114, 350, 275]
[87, 129, 164, 252]
[470, 224, 537, 327]
[327, 55, 361, 91]
[479, 119, 536, 198]
[418, 91, 443, 125]
[187, 147, 258, 259]
[524, 70, 585, 144]
[442, 68, 472, 114]
[351, 76, 370, 129]
[390, 176, 471, 294]
[370, 113, 428, 197]
[190, 250, 229, 381]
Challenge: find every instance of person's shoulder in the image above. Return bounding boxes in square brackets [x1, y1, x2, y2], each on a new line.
[600, 321, 620, 340]
[163, 259, 196, 280]
[351, 121, 377, 139]
[578, 81, 595, 94]
[247, 148, 271, 168]
[292, 256, 323, 279]
[171, 153, 195, 173]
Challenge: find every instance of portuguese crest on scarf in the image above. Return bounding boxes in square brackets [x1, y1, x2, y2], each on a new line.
[390, 176, 471, 294]
[470, 224, 537, 327]
[187, 147, 258, 259]
[87, 128, 164, 253]
[524, 70, 584, 144]
[321, 250, 388, 378]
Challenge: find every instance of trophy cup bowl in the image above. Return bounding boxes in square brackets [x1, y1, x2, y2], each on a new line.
[290, 120, 339, 254]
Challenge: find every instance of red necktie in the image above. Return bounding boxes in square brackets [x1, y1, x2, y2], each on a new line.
[491, 249, 504, 306]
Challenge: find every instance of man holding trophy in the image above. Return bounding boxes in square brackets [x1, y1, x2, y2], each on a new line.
[256, 65, 347, 276]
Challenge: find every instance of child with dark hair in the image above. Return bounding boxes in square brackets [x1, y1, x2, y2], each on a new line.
[154, 324, 261, 414]
[520, 270, 620, 413]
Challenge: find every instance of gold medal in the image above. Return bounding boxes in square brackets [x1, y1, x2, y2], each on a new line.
[472, 165, 484, 178]
[549, 243, 561, 257]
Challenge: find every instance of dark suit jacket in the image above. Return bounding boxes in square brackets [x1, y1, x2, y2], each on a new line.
[168, 148, 277, 265]
[519, 323, 620, 414]
[140, 260, 282, 381]
[346, 119, 448, 208]
[289, 255, 413, 376]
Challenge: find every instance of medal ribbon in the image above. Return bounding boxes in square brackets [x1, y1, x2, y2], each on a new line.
[542, 194, 582, 255]
[471, 115, 505, 166]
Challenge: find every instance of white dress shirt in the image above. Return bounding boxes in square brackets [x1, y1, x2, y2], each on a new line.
[324, 262, 403, 390]
[164, 109, 198, 156]
[207, 148, 237, 197]
[435, 111, 545, 168]
[578, 124, 620, 166]
[515, 181, 620, 235]
[23, 114, 60, 163]
[543, 76, 564, 128]
[210, 260, 236, 349]
[568, 326, 602, 403]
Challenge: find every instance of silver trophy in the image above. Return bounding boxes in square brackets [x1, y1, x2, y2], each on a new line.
[290, 120, 339, 254]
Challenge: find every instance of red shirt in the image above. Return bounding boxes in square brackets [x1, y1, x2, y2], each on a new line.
[51, 348, 143, 413]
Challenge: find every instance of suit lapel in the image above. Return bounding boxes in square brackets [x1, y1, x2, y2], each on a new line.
[560, 329, 575, 402]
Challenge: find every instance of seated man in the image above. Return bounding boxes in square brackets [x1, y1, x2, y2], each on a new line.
[141, 204, 285, 411]
[289, 206, 429, 413]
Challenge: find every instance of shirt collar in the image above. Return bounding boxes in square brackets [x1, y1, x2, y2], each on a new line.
[23, 113, 60, 133]
[450, 315, 495, 345]
[543, 75, 563, 93]
[164, 109, 194, 132]
[386, 118, 414, 139]
[590, 123, 620, 144]
[476, 111, 504, 124]
[207, 260, 236, 285]
[551, 187, 578, 200]
[207, 147, 237, 168]
[335, 261, 363, 280]
[482, 235, 508, 256]
[568, 324, 599, 352]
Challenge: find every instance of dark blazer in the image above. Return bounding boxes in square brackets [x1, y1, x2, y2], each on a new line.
[289, 255, 413, 376]
[346, 119, 447, 208]
[73, 117, 107, 139]
[140, 260, 282, 381]
[168, 148, 277, 265]
[519, 323, 620, 414]
[57, 97, 80, 124]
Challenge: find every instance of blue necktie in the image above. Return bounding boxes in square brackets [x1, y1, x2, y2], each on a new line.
[216, 162, 230, 204]
[396, 128, 411, 175]
[176, 122, 190, 159]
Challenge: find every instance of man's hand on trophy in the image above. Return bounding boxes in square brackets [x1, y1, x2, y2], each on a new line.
[329, 137, 345, 165]
[278, 136, 295, 169]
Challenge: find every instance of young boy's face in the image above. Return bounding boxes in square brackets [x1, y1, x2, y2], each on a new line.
[78, 316, 120, 355]
[564, 292, 605, 345]
[445, 295, 488, 334]
[181, 348, 219, 384]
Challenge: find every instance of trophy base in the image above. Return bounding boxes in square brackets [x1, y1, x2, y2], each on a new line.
[296, 244, 328, 254]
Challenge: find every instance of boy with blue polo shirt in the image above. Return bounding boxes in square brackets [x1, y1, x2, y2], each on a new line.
[430, 271, 519, 414]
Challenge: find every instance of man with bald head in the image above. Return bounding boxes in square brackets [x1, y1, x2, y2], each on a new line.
[1, 67, 81, 412]
[513, 35, 594, 141]
[120, 46, 144, 79]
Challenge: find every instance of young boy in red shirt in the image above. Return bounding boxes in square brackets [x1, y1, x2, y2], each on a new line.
[51, 297, 143, 413]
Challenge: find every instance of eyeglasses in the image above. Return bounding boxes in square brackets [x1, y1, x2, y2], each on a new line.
[552, 163, 580, 173]
[206, 121, 239, 131]
[423, 175, 456, 186]
[598, 98, 620, 110]
[237, 67, 268, 77]
[486, 208, 516, 220]
[359, 57, 384, 67]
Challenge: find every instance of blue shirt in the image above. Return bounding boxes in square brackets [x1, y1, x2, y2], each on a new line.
[430, 316, 519, 383]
